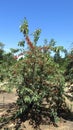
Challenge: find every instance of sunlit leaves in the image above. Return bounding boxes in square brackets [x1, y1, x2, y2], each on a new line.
[33, 29, 41, 45]
[18, 40, 25, 47]
[10, 48, 19, 54]
[20, 18, 29, 36]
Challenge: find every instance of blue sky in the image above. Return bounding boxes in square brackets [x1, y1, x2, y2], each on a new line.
[0, 0, 73, 51]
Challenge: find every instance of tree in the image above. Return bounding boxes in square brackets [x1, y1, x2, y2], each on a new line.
[8, 19, 66, 124]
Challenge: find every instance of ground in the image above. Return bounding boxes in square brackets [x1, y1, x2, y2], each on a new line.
[0, 84, 73, 130]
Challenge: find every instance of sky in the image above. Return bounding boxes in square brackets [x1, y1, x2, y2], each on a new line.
[0, 0, 73, 52]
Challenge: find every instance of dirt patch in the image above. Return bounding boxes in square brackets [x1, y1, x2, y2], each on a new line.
[0, 92, 73, 130]
[0, 92, 17, 105]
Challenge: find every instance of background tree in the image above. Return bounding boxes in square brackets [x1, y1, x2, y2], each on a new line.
[0, 42, 5, 63]
[65, 48, 73, 84]
[0, 46, 17, 82]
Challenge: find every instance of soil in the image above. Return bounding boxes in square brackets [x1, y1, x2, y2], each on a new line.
[0, 89, 73, 130]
